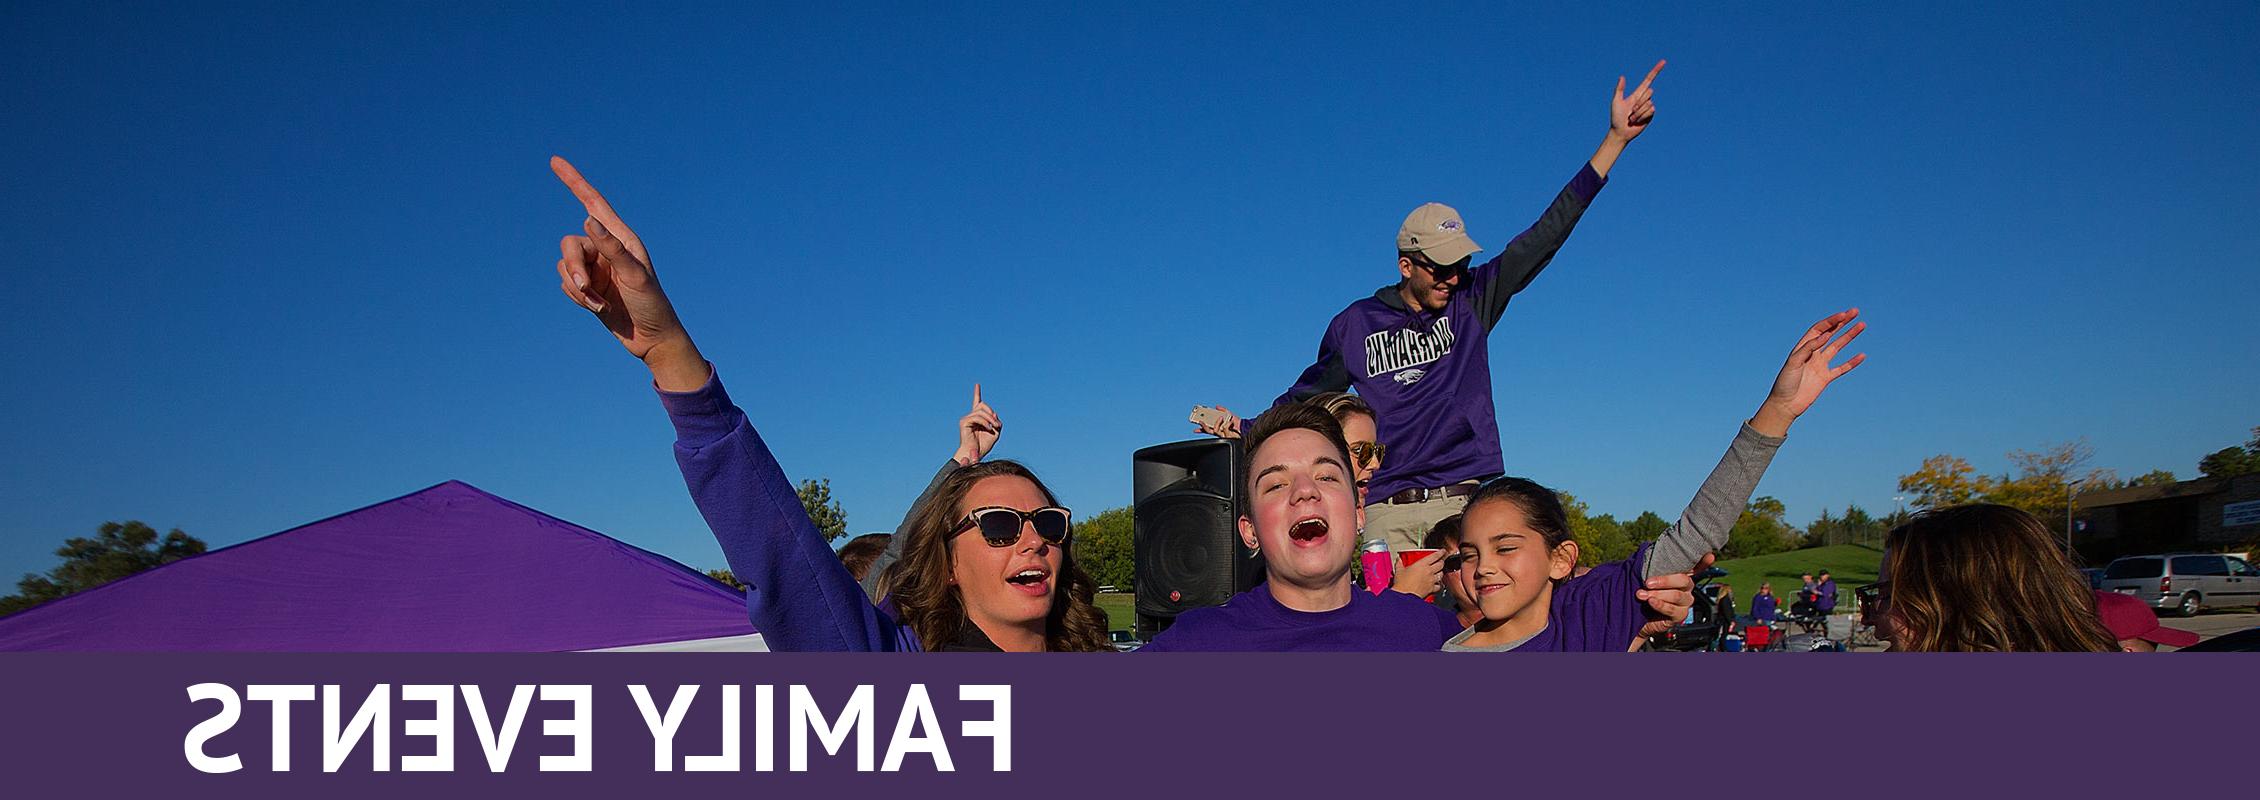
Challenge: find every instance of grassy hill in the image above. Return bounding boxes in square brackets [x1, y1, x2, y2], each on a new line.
[1713, 542, 1884, 610]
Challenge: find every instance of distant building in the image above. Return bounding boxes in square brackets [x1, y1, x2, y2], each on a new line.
[2072, 473, 2260, 564]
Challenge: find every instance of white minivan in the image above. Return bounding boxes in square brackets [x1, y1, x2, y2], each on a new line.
[2097, 553, 2260, 617]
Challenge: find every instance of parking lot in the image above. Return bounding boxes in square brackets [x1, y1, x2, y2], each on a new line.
[2157, 607, 2258, 651]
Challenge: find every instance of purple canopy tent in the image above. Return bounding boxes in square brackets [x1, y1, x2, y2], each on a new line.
[0, 481, 761, 652]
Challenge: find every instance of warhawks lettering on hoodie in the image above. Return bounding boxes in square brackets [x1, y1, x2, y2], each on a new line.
[1363, 317, 1456, 378]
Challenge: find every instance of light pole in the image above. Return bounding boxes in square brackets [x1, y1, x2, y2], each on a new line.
[2065, 478, 2086, 552]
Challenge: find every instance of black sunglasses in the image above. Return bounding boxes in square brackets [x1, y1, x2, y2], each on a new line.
[1444, 552, 1467, 572]
[950, 506, 1072, 548]
[1855, 581, 1888, 609]
[1349, 441, 1386, 469]
[1408, 254, 1469, 282]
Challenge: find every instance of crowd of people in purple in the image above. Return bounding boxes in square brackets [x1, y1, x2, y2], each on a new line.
[545, 62, 2183, 653]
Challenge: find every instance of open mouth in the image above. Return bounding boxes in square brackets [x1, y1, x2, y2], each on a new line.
[1288, 517, 1328, 544]
[1006, 568, 1051, 596]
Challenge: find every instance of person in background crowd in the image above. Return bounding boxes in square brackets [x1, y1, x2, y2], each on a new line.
[1444, 309, 1865, 652]
[838, 533, 893, 582]
[1255, 61, 1668, 553]
[1791, 572, 1818, 618]
[2092, 590, 2200, 652]
[1424, 514, 1483, 629]
[1860, 505, 2117, 652]
[1813, 569, 1837, 616]
[545, 157, 1108, 652]
[1750, 581, 1780, 624]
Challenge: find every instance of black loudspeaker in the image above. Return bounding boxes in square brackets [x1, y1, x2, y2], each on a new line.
[1133, 438, 1262, 637]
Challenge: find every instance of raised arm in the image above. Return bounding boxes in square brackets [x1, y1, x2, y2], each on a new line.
[1273, 317, 1352, 406]
[1643, 308, 1868, 578]
[550, 157, 899, 651]
[1589, 60, 1662, 180]
[860, 384, 1001, 600]
[1468, 60, 1663, 328]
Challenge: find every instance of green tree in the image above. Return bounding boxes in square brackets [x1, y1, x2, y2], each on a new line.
[1986, 441, 2114, 523]
[2127, 469, 2179, 488]
[1897, 455, 1984, 509]
[1623, 511, 1670, 544]
[0, 521, 208, 616]
[1804, 507, 1838, 549]
[706, 569, 746, 591]
[2198, 427, 2260, 478]
[1555, 492, 1632, 566]
[796, 478, 848, 543]
[1807, 504, 1885, 547]
[1070, 506, 1136, 590]
[1840, 505, 1882, 543]
[1724, 496, 1794, 559]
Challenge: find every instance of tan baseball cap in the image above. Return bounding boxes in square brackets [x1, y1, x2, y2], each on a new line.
[1396, 202, 1482, 266]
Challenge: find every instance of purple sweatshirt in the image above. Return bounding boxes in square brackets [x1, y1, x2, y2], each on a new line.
[661, 370, 924, 651]
[1138, 581, 1462, 652]
[1276, 164, 1607, 502]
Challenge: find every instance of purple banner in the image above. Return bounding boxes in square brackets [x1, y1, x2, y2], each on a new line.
[1, 653, 2248, 797]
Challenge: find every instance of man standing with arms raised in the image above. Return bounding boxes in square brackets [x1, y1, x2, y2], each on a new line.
[1268, 61, 1664, 551]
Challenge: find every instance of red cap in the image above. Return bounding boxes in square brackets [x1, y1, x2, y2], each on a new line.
[2093, 590, 2200, 648]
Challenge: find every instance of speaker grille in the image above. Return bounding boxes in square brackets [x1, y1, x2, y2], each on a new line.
[1134, 482, 1237, 619]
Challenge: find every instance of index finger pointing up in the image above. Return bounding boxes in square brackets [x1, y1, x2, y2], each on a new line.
[1635, 59, 1666, 92]
[973, 383, 983, 408]
[550, 156, 648, 261]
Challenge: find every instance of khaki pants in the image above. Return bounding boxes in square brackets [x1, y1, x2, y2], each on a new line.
[1361, 488, 1473, 552]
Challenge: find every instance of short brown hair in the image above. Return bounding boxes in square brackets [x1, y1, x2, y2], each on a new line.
[1242, 402, 1355, 497]
[837, 533, 892, 582]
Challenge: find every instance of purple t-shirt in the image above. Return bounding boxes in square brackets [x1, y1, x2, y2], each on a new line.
[1446, 543, 1652, 653]
[1139, 581, 1461, 652]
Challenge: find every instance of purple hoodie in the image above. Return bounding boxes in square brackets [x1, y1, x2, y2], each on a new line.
[661, 370, 924, 651]
[1276, 164, 1607, 501]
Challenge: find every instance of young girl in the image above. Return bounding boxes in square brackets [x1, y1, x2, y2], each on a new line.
[1864, 504, 2117, 652]
[1445, 309, 1867, 652]
[548, 157, 1109, 652]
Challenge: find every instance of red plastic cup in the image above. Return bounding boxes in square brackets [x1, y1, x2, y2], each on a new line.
[1396, 549, 1441, 603]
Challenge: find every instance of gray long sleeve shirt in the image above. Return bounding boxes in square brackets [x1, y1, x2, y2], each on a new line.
[1642, 423, 1785, 579]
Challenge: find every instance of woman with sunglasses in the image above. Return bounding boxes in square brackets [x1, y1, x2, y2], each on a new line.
[547, 157, 1109, 651]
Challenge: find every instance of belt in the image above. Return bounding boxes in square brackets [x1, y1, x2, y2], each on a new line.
[1379, 483, 1477, 505]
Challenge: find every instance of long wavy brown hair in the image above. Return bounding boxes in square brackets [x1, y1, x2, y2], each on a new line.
[1881, 504, 2116, 652]
[883, 460, 1112, 652]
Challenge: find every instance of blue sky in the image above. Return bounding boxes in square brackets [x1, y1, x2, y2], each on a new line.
[3, 3, 2255, 585]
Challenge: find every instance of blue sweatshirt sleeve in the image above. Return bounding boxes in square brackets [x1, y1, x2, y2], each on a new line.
[659, 369, 907, 652]
[1467, 163, 1607, 330]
